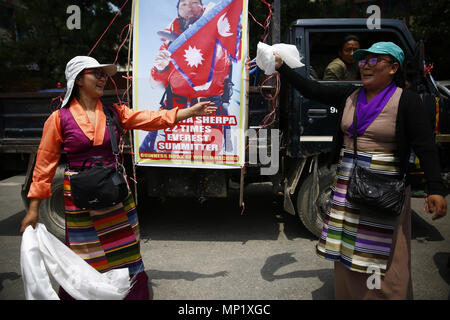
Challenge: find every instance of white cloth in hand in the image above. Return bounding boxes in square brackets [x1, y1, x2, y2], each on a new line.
[20, 223, 133, 300]
[256, 42, 304, 75]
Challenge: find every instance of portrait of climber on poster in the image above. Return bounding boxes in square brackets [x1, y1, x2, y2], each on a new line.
[133, 0, 248, 169]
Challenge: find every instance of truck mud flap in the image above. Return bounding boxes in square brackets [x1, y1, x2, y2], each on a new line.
[282, 157, 307, 215]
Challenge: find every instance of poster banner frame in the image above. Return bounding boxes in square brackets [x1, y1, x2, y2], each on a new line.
[132, 0, 249, 169]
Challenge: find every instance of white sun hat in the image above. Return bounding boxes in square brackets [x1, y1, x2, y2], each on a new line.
[61, 56, 117, 108]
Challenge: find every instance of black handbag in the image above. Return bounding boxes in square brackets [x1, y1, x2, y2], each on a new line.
[346, 105, 406, 217]
[69, 107, 129, 210]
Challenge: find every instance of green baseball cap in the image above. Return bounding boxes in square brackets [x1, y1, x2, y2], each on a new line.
[353, 42, 405, 65]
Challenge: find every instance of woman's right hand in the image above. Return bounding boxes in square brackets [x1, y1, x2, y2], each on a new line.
[274, 52, 284, 70]
[426, 195, 447, 220]
[20, 199, 41, 233]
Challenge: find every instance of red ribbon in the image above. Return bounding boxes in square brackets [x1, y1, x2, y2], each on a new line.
[424, 63, 434, 76]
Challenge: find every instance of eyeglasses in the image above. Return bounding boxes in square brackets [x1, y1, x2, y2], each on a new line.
[82, 69, 108, 79]
[358, 57, 394, 68]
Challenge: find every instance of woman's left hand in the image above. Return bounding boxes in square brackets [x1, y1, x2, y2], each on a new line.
[426, 195, 447, 220]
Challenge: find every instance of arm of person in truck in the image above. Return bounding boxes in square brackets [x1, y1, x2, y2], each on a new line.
[274, 53, 356, 109]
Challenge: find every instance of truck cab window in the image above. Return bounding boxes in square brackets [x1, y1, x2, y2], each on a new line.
[308, 31, 408, 83]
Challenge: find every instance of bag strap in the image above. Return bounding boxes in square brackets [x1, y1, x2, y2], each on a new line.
[103, 106, 125, 174]
[352, 103, 358, 165]
[351, 97, 406, 181]
[106, 106, 124, 136]
[103, 106, 121, 155]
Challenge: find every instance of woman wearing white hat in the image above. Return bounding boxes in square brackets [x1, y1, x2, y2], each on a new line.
[19, 56, 216, 300]
[273, 42, 447, 299]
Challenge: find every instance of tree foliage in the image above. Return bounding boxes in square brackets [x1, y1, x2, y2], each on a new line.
[409, 0, 450, 80]
[248, 0, 449, 80]
[0, 0, 132, 92]
[1, 0, 448, 92]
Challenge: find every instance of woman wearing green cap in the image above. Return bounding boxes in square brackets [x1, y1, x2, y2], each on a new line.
[274, 42, 447, 299]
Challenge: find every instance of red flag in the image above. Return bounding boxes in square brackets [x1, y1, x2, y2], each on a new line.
[168, 0, 243, 90]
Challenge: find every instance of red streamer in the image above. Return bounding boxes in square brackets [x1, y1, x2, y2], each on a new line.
[424, 63, 434, 76]
[87, 0, 130, 57]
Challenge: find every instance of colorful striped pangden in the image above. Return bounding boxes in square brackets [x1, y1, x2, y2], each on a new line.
[63, 169, 144, 275]
[316, 149, 401, 276]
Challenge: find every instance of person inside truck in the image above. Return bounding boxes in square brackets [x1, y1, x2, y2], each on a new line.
[274, 42, 447, 300]
[19, 55, 216, 300]
[141, 0, 234, 154]
[322, 35, 360, 81]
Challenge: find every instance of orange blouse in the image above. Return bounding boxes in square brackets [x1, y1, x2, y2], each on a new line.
[28, 98, 178, 199]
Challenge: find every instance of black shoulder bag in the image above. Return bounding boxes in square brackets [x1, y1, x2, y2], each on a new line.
[70, 107, 130, 210]
[346, 105, 406, 217]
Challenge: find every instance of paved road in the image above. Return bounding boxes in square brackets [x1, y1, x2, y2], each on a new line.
[0, 173, 449, 300]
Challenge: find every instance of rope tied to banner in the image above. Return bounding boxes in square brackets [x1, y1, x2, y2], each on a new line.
[244, 0, 282, 163]
[248, 0, 273, 43]
[248, 0, 282, 121]
[50, 95, 64, 111]
[85, 0, 138, 197]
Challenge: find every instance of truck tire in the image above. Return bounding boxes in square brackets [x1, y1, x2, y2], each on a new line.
[39, 165, 66, 241]
[296, 165, 336, 238]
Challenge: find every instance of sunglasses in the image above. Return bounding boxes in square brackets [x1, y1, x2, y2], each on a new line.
[358, 57, 394, 68]
[82, 69, 109, 79]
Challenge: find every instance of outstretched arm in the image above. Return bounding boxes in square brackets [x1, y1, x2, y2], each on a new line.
[274, 53, 355, 108]
[115, 101, 217, 131]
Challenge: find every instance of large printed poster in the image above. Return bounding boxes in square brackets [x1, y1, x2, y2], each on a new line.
[132, 0, 248, 168]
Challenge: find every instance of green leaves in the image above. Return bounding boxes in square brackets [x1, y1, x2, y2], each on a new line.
[0, 0, 131, 92]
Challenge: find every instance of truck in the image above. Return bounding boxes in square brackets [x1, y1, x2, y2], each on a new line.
[1, 18, 449, 240]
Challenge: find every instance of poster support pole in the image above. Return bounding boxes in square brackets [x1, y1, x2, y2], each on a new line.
[127, 0, 137, 205]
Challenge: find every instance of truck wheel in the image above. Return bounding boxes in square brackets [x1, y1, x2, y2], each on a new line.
[39, 165, 66, 241]
[296, 165, 336, 238]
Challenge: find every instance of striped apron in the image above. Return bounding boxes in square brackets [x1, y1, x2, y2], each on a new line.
[63, 169, 145, 276]
[316, 148, 402, 276]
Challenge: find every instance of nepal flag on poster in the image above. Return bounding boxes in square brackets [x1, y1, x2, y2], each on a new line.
[168, 0, 243, 91]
